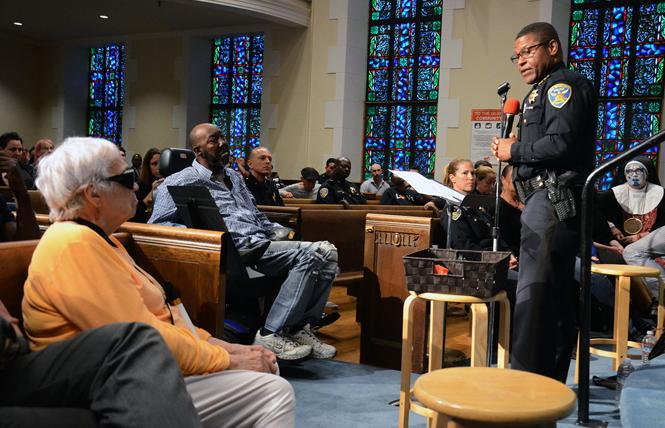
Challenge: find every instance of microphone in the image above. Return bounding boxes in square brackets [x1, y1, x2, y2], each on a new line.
[497, 81, 510, 97]
[502, 98, 520, 139]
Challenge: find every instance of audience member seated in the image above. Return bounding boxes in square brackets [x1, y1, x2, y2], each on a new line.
[131, 147, 164, 223]
[474, 159, 493, 169]
[624, 225, 665, 304]
[360, 163, 390, 197]
[279, 167, 321, 199]
[0, 152, 39, 242]
[245, 147, 284, 206]
[118, 146, 127, 161]
[497, 165, 523, 257]
[130, 152, 142, 177]
[317, 157, 336, 185]
[380, 174, 425, 206]
[25, 136, 295, 427]
[1, 132, 34, 189]
[32, 138, 55, 166]
[439, 159, 516, 268]
[149, 123, 338, 361]
[598, 156, 664, 296]
[0, 303, 203, 428]
[474, 165, 496, 195]
[317, 157, 366, 205]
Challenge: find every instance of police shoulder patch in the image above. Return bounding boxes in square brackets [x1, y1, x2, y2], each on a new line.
[547, 83, 572, 109]
[319, 187, 329, 198]
[451, 207, 462, 221]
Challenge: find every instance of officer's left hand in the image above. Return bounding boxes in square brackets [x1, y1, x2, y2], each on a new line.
[491, 134, 516, 161]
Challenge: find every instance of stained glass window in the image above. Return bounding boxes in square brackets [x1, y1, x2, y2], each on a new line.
[363, 0, 443, 179]
[569, 1, 664, 189]
[210, 34, 264, 161]
[87, 44, 125, 145]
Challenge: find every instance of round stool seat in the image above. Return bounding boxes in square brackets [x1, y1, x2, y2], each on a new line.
[413, 367, 575, 425]
[591, 264, 660, 277]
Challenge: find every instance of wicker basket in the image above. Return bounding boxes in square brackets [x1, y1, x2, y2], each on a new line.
[403, 248, 511, 298]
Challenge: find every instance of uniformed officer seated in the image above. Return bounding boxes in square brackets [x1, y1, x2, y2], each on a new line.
[380, 174, 426, 206]
[317, 157, 366, 205]
[245, 147, 284, 206]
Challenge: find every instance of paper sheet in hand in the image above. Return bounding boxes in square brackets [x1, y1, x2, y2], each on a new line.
[390, 170, 465, 204]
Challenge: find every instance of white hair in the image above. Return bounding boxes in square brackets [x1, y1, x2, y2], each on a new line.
[36, 137, 123, 222]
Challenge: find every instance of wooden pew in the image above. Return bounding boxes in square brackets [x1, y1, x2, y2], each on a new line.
[283, 198, 317, 205]
[256, 205, 301, 237]
[31, 216, 228, 337]
[360, 214, 444, 372]
[299, 209, 435, 288]
[0, 187, 49, 214]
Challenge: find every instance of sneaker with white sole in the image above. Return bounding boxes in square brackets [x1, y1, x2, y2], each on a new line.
[288, 324, 337, 359]
[253, 331, 312, 361]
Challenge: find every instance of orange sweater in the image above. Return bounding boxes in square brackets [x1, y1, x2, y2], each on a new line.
[22, 221, 229, 375]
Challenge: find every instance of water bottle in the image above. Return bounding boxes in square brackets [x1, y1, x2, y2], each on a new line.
[616, 358, 634, 403]
[642, 330, 656, 365]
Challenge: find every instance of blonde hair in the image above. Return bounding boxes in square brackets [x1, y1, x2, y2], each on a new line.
[36, 137, 122, 222]
[443, 158, 473, 187]
[475, 165, 496, 182]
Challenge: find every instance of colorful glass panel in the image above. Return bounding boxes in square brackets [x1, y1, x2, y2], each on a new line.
[87, 44, 125, 145]
[363, 0, 442, 179]
[210, 34, 264, 158]
[569, 1, 664, 189]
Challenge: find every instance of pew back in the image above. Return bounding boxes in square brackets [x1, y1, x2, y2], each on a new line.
[360, 214, 443, 372]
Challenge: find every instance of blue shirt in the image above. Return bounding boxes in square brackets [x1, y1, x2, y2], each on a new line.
[149, 160, 277, 249]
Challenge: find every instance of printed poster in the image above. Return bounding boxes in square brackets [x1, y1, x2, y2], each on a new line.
[470, 109, 502, 166]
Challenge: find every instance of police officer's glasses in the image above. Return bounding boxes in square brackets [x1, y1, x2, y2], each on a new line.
[510, 42, 547, 64]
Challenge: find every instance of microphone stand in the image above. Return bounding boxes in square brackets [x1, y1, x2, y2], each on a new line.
[576, 129, 665, 426]
[487, 82, 510, 364]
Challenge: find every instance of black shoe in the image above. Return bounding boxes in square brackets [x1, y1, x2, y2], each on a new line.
[312, 311, 340, 331]
[592, 375, 617, 390]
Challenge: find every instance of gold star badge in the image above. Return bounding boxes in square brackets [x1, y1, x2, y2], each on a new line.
[528, 89, 539, 104]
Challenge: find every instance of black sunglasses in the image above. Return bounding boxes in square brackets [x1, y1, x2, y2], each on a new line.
[106, 168, 137, 189]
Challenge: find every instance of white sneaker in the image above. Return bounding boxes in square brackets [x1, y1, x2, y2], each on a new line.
[253, 331, 312, 361]
[288, 324, 337, 359]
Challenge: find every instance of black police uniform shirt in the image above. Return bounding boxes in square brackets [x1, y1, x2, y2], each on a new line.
[245, 174, 284, 206]
[317, 178, 366, 204]
[380, 186, 425, 206]
[439, 203, 514, 253]
[511, 62, 596, 182]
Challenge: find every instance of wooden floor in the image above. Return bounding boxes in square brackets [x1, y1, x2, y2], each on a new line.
[318, 286, 471, 364]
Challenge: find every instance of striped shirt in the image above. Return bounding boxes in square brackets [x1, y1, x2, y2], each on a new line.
[148, 160, 277, 249]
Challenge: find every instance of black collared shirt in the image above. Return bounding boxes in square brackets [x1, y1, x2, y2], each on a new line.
[244, 174, 284, 206]
[510, 62, 596, 181]
[317, 178, 366, 205]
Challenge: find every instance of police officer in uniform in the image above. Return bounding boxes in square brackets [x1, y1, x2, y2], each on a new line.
[317, 157, 366, 205]
[244, 147, 284, 206]
[380, 175, 426, 206]
[492, 22, 596, 382]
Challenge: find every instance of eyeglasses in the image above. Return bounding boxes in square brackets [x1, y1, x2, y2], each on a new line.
[106, 168, 138, 190]
[510, 42, 547, 64]
[625, 167, 646, 176]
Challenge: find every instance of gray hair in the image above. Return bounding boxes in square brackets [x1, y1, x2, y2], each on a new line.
[36, 137, 123, 222]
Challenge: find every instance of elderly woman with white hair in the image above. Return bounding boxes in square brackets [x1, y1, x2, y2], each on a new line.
[22, 137, 295, 428]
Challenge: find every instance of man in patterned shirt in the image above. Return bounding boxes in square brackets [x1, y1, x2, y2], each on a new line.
[150, 123, 338, 361]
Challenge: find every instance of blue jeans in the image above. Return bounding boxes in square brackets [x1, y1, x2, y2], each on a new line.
[254, 240, 338, 333]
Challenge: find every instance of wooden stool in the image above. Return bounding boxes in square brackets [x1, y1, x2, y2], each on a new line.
[575, 264, 664, 383]
[399, 290, 511, 428]
[413, 367, 576, 428]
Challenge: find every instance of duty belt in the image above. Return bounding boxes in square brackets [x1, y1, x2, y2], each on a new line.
[515, 174, 546, 203]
